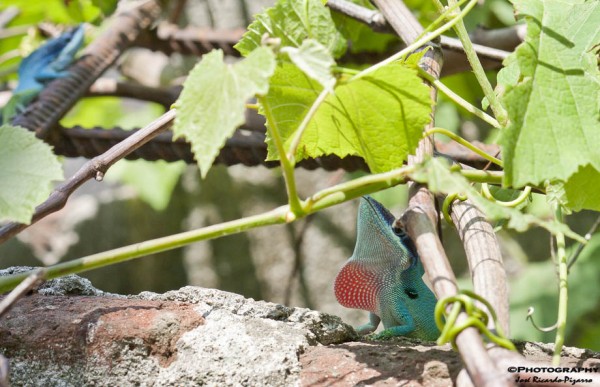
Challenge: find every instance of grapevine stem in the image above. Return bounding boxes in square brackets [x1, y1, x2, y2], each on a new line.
[0, 160, 510, 294]
[258, 96, 303, 217]
[419, 69, 501, 129]
[287, 87, 332, 163]
[459, 169, 503, 184]
[481, 184, 531, 207]
[439, 0, 508, 126]
[0, 165, 418, 293]
[351, 0, 478, 81]
[553, 205, 568, 365]
[418, 0, 467, 38]
[425, 127, 503, 166]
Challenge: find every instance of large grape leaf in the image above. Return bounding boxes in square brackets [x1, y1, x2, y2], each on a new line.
[0, 125, 63, 224]
[498, 0, 600, 189]
[410, 158, 584, 242]
[234, 0, 346, 59]
[263, 61, 431, 173]
[562, 164, 600, 212]
[172, 48, 275, 178]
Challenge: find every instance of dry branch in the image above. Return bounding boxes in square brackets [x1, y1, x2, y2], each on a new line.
[450, 200, 510, 336]
[371, 0, 514, 385]
[0, 110, 175, 244]
[87, 78, 182, 109]
[0, 269, 46, 319]
[0, 0, 164, 243]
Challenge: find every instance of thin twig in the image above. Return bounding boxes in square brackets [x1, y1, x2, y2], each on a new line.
[567, 214, 600, 270]
[284, 216, 314, 306]
[440, 36, 509, 61]
[442, 0, 507, 125]
[0, 6, 20, 29]
[0, 269, 46, 318]
[419, 70, 501, 128]
[87, 78, 182, 108]
[0, 24, 29, 39]
[0, 110, 175, 244]
[552, 206, 568, 365]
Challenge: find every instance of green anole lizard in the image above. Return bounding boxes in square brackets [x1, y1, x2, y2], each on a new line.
[335, 196, 439, 340]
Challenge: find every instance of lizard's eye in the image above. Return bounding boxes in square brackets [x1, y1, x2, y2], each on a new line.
[405, 289, 419, 299]
[392, 226, 405, 236]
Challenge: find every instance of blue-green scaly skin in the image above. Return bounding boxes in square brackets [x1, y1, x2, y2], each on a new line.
[1, 24, 84, 124]
[334, 196, 439, 341]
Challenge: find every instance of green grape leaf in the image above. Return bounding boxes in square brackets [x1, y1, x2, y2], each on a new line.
[562, 164, 600, 212]
[173, 48, 276, 178]
[234, 0, 346, 59]
[264, 61, 431, 173]
[410, 158, 584, 242]
[498, 0, 600, 188]
[0, 125, 63, 224]
[281, 39, 335, 91]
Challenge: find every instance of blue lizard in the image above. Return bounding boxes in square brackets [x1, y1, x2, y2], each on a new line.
[334, 196, 440, 340]
[1, 24, 85, 124]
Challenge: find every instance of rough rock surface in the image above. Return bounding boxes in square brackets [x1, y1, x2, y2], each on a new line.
[300, 339, 461, 387]
[1, 271, 599, 386]
[0, 271, 356, 386]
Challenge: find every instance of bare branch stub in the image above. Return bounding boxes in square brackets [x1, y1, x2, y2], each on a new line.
[0, 269, 46, 318]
